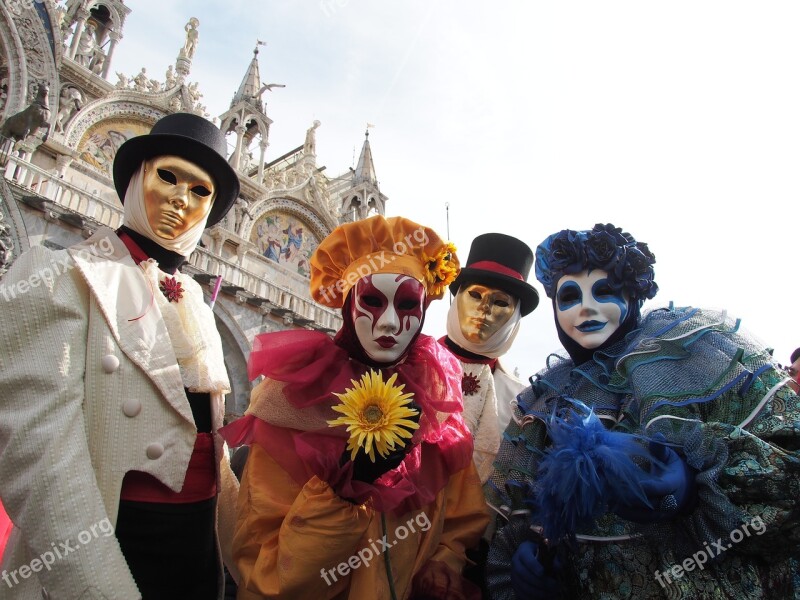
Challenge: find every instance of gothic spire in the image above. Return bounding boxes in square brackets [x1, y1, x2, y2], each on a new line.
[354, 127, 377, 185]
[231, 41, 266, 110]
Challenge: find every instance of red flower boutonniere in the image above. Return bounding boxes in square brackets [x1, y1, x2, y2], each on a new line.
[462, 372, 481, 396]
[159, 276, 184, 303]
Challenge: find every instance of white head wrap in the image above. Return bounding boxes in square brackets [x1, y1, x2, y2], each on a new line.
[122, 163, 212, 257]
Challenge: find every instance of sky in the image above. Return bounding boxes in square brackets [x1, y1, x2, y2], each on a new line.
[109, 1, 798, 379]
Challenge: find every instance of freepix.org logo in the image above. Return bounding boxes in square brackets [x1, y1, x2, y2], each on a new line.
[320, 511, 431, 586]
[2, 518, 115, 589]
[654, 516, 766, 587]
[0, 236, 115, 302]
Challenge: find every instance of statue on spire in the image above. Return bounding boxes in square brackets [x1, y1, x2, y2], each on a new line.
[304, 120, 321, 155]
[180, 18, 200, 60]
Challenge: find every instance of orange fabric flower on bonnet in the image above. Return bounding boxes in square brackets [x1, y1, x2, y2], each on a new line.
[310, 215, 460, 308]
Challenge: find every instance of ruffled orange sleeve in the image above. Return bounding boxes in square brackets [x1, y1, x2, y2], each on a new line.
[234, 443, 373, 598]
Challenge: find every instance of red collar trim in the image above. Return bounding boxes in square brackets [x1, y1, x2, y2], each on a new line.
[438, 336, 498, 371]
[118, 230, 150, 265]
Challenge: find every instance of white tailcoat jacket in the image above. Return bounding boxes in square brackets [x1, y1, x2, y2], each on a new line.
[0, 228, 238, 599]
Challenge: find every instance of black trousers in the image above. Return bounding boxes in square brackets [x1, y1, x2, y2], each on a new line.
[116, 498, 218, 600]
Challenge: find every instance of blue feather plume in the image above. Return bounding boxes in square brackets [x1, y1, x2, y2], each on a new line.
[532, 398, 654, 543]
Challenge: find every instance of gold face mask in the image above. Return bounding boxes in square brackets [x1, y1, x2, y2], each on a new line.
[456, 283, 518, 343]
[143, 155, 216, 240]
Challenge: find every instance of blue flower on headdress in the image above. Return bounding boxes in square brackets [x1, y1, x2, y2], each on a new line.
[535, 223, 657, 303]
[549, 230, 586, 274]
[585, 229, 621, 272]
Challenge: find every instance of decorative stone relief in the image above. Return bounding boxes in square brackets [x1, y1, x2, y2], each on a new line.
[66, 100, 162, 147]
[6, 5, 59, 122]
[244, 198, 330, 246]
[76, 115, 150, 176]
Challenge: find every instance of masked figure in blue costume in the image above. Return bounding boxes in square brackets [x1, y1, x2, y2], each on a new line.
[485, 223, 800, 599]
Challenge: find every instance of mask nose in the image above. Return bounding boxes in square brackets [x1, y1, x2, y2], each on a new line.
[169, 185, 189, 210]
[375, 304, 400, 334]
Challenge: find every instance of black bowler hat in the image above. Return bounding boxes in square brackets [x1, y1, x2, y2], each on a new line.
[450, 233, 540, 316]
[113, 112, 240, 227]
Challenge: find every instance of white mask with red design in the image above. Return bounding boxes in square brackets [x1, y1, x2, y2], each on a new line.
[351, 273, 425, 364]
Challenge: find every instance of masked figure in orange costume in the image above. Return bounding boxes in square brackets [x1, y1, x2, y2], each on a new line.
[221, 215, 489, 600]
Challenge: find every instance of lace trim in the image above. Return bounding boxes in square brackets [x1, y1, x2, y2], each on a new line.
[139, 259, 230, 394]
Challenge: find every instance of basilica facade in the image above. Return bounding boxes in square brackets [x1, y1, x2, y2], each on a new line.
[0, 0, 388, 420]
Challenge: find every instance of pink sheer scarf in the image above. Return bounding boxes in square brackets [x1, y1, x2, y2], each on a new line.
[220, 331, 473, 514]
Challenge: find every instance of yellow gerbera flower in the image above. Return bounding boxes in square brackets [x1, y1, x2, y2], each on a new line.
[422, 242, 459, 296]
[328, 370, 420, 463]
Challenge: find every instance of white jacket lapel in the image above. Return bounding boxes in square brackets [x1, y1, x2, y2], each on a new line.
[69, 228, 195, 425]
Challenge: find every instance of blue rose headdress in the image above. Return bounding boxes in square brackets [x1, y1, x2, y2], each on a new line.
[534, 223, 658, 302]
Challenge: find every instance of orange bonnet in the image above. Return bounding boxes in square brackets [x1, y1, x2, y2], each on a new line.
[310, 215, 459, 308]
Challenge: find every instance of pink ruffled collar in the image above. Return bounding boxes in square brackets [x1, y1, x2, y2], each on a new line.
[220, 330, 473, 514]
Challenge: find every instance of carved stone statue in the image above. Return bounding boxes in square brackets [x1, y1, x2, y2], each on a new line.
[115, 72, 129, 89]
[187, 81, 202, 103]
[181, 18, 200, 60]
[304, 120, 321, 155]
[55, 87, 82, 133]
[0, 81, 51, 143]
[165, 65, 177, 89]
[89, 48, 105, 75]
[133, 68, 148, 92]
[75, 22, 97, 68]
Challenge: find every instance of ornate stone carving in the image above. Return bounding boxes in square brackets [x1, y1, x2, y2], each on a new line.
[0, 207, 14, 278]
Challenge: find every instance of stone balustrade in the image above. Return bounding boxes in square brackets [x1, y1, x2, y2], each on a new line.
[2, 154, 124, 229]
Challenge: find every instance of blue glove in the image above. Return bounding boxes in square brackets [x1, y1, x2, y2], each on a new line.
[511, 541, 559, 598]
[614, 436, 696, 523]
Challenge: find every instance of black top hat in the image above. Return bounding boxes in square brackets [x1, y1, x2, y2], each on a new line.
[112, 112, 240, 228]
[450, 233, 539, 316]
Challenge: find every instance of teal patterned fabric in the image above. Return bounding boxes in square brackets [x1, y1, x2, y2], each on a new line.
[486, 305, 800, 599]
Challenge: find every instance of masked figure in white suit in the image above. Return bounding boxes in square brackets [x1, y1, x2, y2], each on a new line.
[0, 112, 241, 599]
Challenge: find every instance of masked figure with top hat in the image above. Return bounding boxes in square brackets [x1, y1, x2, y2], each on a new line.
[221, 215, 489, 600]
[441, 233, 539, 484]
[0, 113, 241, 599]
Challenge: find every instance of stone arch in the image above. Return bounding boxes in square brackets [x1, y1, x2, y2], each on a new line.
[64, 99, 163, 180]
[243, 197, 331, 243]
[85, 1, 124, 34]
[212, 300, 251, 418]
[65, 99, 163, 148]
